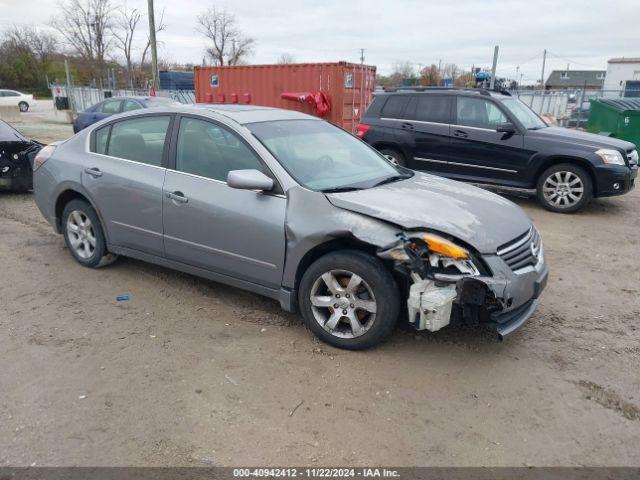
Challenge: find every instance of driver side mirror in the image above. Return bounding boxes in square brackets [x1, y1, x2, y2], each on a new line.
[227, 169, 274, 191]
[496, 122, 517, 134]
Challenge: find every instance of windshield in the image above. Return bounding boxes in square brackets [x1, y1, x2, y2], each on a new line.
[247, 119, 408, 191]
[500, 98, 547, 129]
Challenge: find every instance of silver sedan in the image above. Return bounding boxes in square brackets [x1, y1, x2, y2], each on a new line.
[32, 104, 548, 349]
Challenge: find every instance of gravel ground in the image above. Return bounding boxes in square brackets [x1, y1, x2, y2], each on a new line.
[1, 103, 639, 467]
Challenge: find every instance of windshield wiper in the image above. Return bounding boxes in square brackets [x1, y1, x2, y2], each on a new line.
[371, 173, 412, 188]
[321, 186, 363, 193]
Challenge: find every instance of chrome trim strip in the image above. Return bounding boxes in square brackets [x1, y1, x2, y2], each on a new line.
[164, 234, 277, 270]
[381, 117, 448, 127]
[413, 157, 518, 173]
[450, 124, 498, 132]
[87, 151, 167, 171]
[496, 227, 533, 256]
[167, 169, 287, 199]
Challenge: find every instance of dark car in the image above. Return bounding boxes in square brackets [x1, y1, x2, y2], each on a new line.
[357, 88, 638, 212]
[0, 120, 43, 191]
[72, 96, 178, 133]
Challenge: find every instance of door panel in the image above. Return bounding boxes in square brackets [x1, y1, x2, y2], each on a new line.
[162, 116, 286, 288]
[162, 172, 286, 287]
[82, 115, 172, 255]
[82, 155, 166, 255]
[447, 96, 529, 184]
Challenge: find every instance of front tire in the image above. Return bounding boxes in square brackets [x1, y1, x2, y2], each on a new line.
[298, 250, 400, 350]
[18, 101, 29, 112]
[536, 163, 592, 213]
[379, 148, 406, 167]
[62, 199, 115, 268]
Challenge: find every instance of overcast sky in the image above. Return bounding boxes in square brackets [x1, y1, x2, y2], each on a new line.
[1, 0, 637, 84]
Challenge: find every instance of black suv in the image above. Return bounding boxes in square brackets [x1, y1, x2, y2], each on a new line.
[357, 88, 638, 212]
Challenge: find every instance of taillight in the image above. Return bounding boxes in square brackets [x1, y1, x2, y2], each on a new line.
[355, 123, 370, 139]
[33, 145, 56, 171]
[32, 94, 37, 100]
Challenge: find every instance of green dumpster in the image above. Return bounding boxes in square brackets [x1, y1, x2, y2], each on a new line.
[587, 98, 640, 148]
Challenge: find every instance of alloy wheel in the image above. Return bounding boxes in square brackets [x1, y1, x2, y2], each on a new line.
[309, 269, 377, 339]
[66, 210, 97, 259]
[542, 171, 584, 208]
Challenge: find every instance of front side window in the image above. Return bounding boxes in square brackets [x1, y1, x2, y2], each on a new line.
[100, 100, 122, 114]
[248, 119, 405, 191]
[500, 98, 547, 130]
[105, 116, 170, 166]
[405, 95, 451, 123]
[456, 97, 507, 129]
[175, 117, 263, 182]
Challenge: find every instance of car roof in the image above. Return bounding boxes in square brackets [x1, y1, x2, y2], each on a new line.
[140, 103, 319, 125]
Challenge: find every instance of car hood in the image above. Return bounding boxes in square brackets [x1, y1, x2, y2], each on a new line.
[325, 173, 532, 254]
[527, 126, 636, 152]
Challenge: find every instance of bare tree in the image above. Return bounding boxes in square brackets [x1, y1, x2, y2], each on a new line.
[419, 64, 441, 86]
[277, 53, 295, 64]
[196, 7, 254, 66]
[50, 0, 115, 84]
[112, 5, 141, 88]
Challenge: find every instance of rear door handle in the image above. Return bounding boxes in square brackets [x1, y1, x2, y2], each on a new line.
[453, 129, 468, 138]
[165, 191, 188, 204]
[401, 122, 415, 130]
[84, 167, 102, 177]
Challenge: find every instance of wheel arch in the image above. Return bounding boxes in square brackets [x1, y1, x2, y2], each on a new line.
[534, 155, 598, 196]
[291, 237, 382, 308]
[54, 187, 109, 242]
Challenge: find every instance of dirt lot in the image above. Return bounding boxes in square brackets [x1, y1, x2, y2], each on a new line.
[1, 102, 639, 467]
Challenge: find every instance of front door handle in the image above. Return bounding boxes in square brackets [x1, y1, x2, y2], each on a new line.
[453, 129, 469, 138]
[84, 167, 102, 177]
[165, 191, 188, 204]
[401, 122, 415, 130]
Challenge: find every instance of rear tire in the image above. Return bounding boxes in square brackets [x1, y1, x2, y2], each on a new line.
[298, 250, 400, 350]
[18, 101, 29, 112]
[379, 148, 406, 167]
[61, 199, 116, 268]
[536, 163, 592, 213]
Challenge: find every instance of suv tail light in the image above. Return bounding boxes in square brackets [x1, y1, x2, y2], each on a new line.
[33, 145, 57, 171]
[355, 123, 370, 139]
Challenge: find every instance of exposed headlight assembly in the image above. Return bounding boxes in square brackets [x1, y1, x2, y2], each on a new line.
[378, 232, 481, 280]
[595, 149, 626, 166]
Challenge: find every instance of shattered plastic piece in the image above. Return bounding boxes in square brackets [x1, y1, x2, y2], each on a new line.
[225, 374, 238, 386]
[407, 280, 457, 332]
[116, 295, 130, 302]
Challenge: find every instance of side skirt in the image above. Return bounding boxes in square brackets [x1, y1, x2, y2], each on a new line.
[107, 245, 296, 312]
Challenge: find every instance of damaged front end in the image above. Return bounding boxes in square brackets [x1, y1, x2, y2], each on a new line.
[378, 233, 511, 336]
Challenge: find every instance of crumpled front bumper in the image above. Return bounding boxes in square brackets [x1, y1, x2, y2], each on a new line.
[479, 247, 549, 339]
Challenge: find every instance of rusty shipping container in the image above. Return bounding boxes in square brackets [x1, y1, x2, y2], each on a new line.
[194, 62, 376, 133]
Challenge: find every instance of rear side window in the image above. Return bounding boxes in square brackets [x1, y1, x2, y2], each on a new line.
[101, 116, 171, 166]
[122, 100, 142, 112]
[405, 95, 451, 123]
[100, 100, 122, 114]
[94, 125, 110, 154]
[380, 95, 409, 119]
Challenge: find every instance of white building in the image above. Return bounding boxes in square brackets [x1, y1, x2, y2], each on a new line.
[604, 57, 640, 91]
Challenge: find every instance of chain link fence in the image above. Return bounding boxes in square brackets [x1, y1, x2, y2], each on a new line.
[50, 85, 195, 112]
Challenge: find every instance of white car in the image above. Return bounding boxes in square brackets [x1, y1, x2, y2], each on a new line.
[0, 90, 37, 112]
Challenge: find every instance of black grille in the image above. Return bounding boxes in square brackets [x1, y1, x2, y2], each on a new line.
[497, 227, 542, 271]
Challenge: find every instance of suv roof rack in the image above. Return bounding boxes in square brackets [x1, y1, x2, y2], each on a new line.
[383, 86, 511, 97]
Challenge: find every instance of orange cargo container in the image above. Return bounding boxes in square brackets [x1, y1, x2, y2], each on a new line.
[194, 62, 376, 133]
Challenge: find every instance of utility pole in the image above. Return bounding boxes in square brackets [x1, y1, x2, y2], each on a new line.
[540, 48, 547, 89]
[489, 45, 499, 90]
[147, 0, 159, 91]
[64, 58, 74, 111]
[359, 48, 365, 64]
